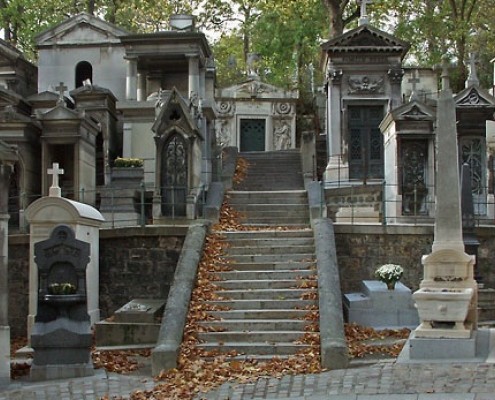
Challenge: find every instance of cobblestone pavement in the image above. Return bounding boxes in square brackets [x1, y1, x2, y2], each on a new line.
[1, 361, 495, 399]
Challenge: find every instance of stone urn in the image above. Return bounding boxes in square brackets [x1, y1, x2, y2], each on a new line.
[413, 287, 474, 338]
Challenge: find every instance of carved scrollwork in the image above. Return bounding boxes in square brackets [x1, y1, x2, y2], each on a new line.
[348, 75, 384, 94]
[387, 67, 404, 84]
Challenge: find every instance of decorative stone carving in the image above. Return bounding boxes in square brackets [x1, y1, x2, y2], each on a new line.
[215, 119, 230, 148]
[387, 66, 404, 84]
[273, 102, 292, 115]
[273, 121, 291, 150]
[215, 101, 235, 116]
[348, 75, 384, 94]
[327, 64, 343, 84]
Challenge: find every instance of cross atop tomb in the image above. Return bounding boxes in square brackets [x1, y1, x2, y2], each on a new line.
[359, 0, 372, 26]
[48, 162, 64, 197]
[408, 69, 420, 101]
[55, 82, 67, 106]
[466, 52, 480, 88]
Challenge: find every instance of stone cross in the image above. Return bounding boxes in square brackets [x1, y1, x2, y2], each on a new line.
[48, 162, 64, 197]
[408, 69, 420, 101]
[359, 0, 372, 25]
[55, 82, 67, 105]
[466, 52, 480, 88]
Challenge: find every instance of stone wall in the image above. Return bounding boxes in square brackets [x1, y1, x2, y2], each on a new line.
[8, 224, 495, 337]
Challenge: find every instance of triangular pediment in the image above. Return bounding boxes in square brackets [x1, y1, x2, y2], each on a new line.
[217, 78, 298, 100]
[394, 101, 435, 121]
[36, 13, 129, 47]
[40, 104, 81, 121]
[321, 25, 410, 56]
[455, 86, 495, 108]
[152, 88, 200, 139]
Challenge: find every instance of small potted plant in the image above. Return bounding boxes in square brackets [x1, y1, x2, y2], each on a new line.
[111, 157, 144, 182]
[48, 282, 77, 295]
[375, 264, 404, 290]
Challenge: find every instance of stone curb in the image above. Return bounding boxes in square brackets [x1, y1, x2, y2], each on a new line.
[313, 218, 349, 369]
[151, 223, 208, 375]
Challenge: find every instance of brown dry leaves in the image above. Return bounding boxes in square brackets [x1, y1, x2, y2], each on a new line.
[92, 348, 151, 374]
[345, 323, 410, 358]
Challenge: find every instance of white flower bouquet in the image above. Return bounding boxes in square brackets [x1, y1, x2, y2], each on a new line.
[375, 264, 403, 289]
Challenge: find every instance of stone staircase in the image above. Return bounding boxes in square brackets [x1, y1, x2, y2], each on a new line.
[196, 230, 317, 359]
[196, 150, 319, 360]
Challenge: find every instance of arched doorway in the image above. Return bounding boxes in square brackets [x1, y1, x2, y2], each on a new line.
[75, 61, 93, 88]
[161, 133, 187, 216]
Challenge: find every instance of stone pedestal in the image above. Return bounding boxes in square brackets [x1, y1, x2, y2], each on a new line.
[100, 167, 144, 228]
[0, 326, 10, 385]
[344, 280, 419, 329]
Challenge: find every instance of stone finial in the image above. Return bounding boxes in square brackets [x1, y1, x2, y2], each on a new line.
[47, 162, 64, 197]
[359, 0, 372, 26]
[465, 52, 480, 88]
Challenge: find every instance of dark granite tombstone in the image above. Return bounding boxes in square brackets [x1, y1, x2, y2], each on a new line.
[30, 224, 94, 380]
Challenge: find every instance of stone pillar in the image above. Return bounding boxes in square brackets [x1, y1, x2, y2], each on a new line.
[125, 57, 138, 101]
[187, 55, 200, 100]
[123, 122, 133, 158]
[324, 64, 348, 184]
[137, 72, 146, 102]
[0, 164, 12, 383]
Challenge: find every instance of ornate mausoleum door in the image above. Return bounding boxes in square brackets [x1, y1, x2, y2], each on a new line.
[161, 134, 187, 216]
[401, 140, 428, 215]
[348, 105, 384, 181]
[460, 136, 486, 215]
[240, 118, 265, 151]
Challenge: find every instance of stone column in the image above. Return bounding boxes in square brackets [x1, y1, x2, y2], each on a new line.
[137, 72, 146, 102]
[125, 57, 138, 101]
[323, 63, 348, 184]
[0, 163, 12, 383]
[187, 55, 200, 100]
[123, 122, 133, 158]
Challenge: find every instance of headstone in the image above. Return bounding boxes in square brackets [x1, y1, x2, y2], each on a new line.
[407, 57, 477, 359]
[25, 164, 104, 339]
[30, 225, 94, 380]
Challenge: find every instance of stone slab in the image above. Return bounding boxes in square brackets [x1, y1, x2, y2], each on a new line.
[94, 320, 160, 346]
[114, 298, 165, 323]
[0, 326, 9, 382]
[344, 280, 419, 329]
[406, 330, 479, 360]
[30, 362, 94, 381]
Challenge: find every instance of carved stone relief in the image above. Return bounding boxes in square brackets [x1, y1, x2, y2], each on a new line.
[348, 75, 384, 94]
[273, 102, 292, 115]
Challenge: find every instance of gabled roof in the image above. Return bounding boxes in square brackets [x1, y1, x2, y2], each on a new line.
[321, 24, 410, 58]
[391, 99, 435, 121]
[36, 12, 130, 48]
[40, 103, 82, 121]
[152, 88, 201, 140]
[454, 86, 495, 108]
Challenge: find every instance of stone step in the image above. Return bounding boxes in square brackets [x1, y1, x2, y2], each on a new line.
[196, 342, 311, 356]
[206, 299, 317, 310]
[210, 309, 311, 320]
[235, 210, 310, 220]
[198, 319, 308, 331]
[223, 237, 315, 247]
[226, 253, 314, 263]
[225, 245, 315, 255]
[215, 269, 315, 280]
[219, 230, 313, 239]
[225, 261, 315, 271]
[214, 288, 316, 300]
[215, 279, 313, 290]
[238, 217, 310, 226]
[227, 191, 307, 205]
[198, 331, 304, 343]
[231, 204, 309, 212]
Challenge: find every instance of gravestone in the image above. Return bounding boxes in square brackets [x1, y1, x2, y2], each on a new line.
[95, 298, 165, 347]
[30, 224, 94, 380]
[25, 162, 104, 339]
[404, 58, 478, 361]
[344, 280, 419, 329]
